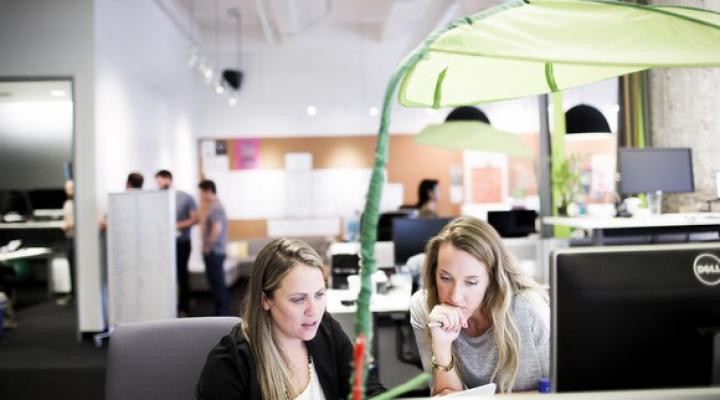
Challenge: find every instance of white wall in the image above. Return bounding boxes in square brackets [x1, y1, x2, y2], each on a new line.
[95, 0, 199, 199]
[0, 0, 103, 332]
[0, 0, 200, 334]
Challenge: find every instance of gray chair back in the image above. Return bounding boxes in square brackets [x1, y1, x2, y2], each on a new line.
[105, 316, 241, 400]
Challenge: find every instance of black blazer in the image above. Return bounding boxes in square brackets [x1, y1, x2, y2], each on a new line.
[196, 313, 386, 399]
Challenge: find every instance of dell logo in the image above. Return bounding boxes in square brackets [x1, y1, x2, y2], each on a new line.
[693, 253, 720, 286]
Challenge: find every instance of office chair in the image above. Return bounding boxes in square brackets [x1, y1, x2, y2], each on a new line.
[105, 316, 241, 400]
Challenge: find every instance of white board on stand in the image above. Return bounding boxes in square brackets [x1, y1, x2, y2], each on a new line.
[107, 190, 176, 325]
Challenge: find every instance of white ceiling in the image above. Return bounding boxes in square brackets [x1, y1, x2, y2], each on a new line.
[172, 0, 503, 50]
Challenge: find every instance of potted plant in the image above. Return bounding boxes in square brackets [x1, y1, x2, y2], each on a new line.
[553, 157, 582, 216]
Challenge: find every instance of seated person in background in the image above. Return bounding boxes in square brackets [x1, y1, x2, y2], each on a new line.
[417, 179, 440, 218]
[196, 238, 386, 400]
[410, 216, 549, 394]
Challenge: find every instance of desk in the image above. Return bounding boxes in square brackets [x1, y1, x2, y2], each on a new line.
[0, 247, 54, 298]
[0, 247, 52, 263]
[543, 213, 720, 245]
[326, 273, 413, 314]
[0, 221, 65, 251]
[327, 273, 413, 371]
[415, 387, 720, 399]
[0, 221, 64, 230]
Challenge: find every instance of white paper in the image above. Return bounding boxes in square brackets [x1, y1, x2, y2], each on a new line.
[285, 152, 313, 171]
[591, 153, 615, 193]
[450, 185, 464, 204]
[202, 155, 229, 178]
[445, 383, 497, 398]
[380, 183, 404, 212]
[200, 139, 217, 159]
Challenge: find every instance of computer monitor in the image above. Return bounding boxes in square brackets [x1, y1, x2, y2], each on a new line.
[376, 211, 412, 242]
[0, 190, 32, 217]
[618, 147, 694, 194]
[551, 244, 720, 392]
[27, 188, 67, 210]
[487, 210, 537, 238]
[393, 217, 452, 266]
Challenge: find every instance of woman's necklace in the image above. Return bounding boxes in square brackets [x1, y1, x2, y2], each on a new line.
[285, 347, 315, 400]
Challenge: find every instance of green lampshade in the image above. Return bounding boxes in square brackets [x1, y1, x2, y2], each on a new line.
[398, 0, 720, 108]
[415, 120, 533, 157]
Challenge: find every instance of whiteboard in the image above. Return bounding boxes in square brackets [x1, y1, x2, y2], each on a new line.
[210, 168, 404, 220]
[107, 190, 176, 325]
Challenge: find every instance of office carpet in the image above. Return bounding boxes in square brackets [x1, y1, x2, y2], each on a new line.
[0, 279, 426, 399]
[0, 286, 105, 400]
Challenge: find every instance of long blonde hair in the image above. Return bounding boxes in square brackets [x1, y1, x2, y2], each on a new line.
[422, 216, 541, 393]
[241, 238, 325, 400]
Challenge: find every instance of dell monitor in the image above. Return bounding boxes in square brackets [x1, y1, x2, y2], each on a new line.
[551, 244, 720, 392]
[393, 217, 451, 266]
[618, 147, 694, 194]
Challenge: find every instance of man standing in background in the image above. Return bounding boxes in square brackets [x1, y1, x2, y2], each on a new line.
[198, 179, 229, 316]
[155, 170, 198, 317]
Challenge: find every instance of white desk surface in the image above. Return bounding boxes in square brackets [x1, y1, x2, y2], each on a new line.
[0, 220, 64, 230]
[326, 273, 412, 314]
[403, 387, 720, 399]
[543, 213, 720, 230]
[0, 247, 53, 262]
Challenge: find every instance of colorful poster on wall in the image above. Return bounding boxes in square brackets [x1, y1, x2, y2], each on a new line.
[470, 167, 503, 203]
[232, 139, 260, 170]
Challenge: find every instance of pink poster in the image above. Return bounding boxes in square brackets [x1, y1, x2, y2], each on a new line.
[232, 139, 260, 169]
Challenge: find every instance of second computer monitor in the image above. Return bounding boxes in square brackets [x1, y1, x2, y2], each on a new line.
[551, 244, 720, 392]
[618, 147, 694, 194]
[392, 217, 451, 266]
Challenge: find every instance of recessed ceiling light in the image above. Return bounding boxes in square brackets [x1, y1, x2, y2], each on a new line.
[215, 85, 224, 94]
[228, 97, 237, 106]
[369, 107, 378, 117]
[50, 90, 66, 97]
[306, 105, 317, 117]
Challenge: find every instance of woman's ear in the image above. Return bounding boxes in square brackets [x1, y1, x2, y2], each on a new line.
[261, 292, 271, 311]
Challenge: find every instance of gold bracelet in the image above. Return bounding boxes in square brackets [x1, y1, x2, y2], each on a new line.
[431, 354, 454, 372]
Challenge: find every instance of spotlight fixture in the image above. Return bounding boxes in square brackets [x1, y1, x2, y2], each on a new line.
[306, 105, 317, 116]
[221, 69, 242, 91]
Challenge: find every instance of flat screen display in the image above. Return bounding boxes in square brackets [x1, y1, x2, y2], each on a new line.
[618, 147, 694, 194]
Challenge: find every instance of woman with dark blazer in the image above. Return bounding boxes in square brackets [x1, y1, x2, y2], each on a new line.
[196, 238, 385, 400]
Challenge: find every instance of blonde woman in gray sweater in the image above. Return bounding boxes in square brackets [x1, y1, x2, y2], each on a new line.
[410, 216, 549, 394]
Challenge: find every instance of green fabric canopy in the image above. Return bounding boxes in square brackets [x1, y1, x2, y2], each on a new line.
[356, 1, 720, 397]
[398, 0, 720, 108]
[415, 121, 533, 157]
